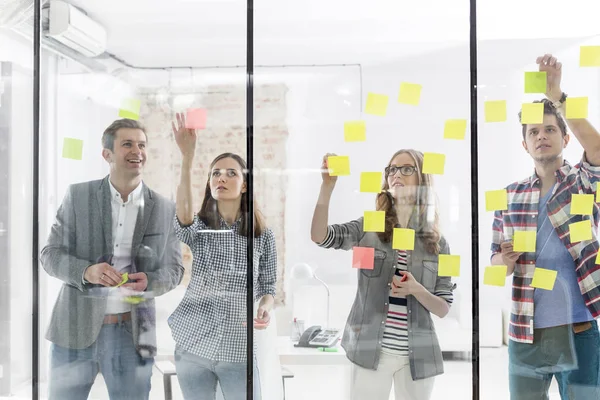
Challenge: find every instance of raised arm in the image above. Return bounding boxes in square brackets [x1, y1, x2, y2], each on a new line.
[311, 153, 338, 243]
[172, 112, 197, 226]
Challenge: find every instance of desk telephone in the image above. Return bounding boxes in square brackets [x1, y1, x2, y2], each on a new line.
[294, 326, 341, 348]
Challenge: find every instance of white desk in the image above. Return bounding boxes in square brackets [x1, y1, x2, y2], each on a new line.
[277, 336, 349, 366]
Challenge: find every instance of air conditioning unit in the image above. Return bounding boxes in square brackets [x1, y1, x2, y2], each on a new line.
[48, 0, 107, 57]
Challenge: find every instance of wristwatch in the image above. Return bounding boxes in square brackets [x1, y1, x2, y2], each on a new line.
[552, 92, 568, 109]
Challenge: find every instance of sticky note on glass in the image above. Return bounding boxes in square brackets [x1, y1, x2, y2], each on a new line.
[530, 268, 557, 291]
[483, 265, 507, 287]
[116, 272, 129, 288]
[580, 46, 600, 67]
[566, 97, 589, 119]
[344, 121, 366, 142]
[438, 255, 460, 277]
[596, 251, 600, 265]
[485, 189, 508, 212]
[521, 103, 544, 124]
[360, 172, 382, 193]
[422, 152, 445, 175]
[485, 101, 507, 123]
[513, 231, 536, 252]
[352, 247, 375, 270]
[365, 93, 389, 116]
[364, 211, 385, 232]
[392, 228, 415, 250]
[62, 138, 84, 160]
[569, 220, 592, 243]
[524, 72, 547, 94]
[443, 119, 467, 140]
[118, 98, 141, 120]
[571, 194, 594, 215]
[398, 82, 422, 106]
[186, 108, 207, 129]
[327, 156, 350, 176]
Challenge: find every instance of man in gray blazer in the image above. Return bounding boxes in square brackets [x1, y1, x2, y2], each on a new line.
[41, 118, 184, 400]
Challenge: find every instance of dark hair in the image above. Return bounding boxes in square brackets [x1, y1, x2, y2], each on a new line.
[198, 153, 266, 238]
[518, 99, 567, 139]
[101, 119, 147, 151]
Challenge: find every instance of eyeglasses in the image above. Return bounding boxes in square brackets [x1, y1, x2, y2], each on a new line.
[385, 165, 417, 177]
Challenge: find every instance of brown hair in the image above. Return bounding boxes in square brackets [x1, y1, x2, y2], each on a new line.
[518, 99, 567, 139]
[101, 119, 147, 151]
[376, 149, 441, 255]
[198, 153, 265, 238]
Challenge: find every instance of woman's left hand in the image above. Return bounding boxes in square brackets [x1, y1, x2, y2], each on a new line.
[391, 272, 423, 297]
[253, 306, 271, 330]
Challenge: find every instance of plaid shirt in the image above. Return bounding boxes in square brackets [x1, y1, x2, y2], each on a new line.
[491, 156, 600, 344]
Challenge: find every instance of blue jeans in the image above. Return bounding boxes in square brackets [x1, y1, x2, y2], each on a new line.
[48, 320, 153, 400]
[174, 346, 261, 400]
[509, 320, 600, 400]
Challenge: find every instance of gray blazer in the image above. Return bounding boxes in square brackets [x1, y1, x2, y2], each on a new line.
[325, 217, 454, 380]
[41, 176, 184, 355]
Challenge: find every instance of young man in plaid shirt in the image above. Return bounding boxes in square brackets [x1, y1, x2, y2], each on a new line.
[491, 54, 600, 399]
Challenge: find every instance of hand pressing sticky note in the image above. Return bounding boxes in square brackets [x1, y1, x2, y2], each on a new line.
[186, 108, 207, 129]
[530, 267, 557, 291]
[365, 93, 389, 116]
[485, 189, 508, 212]
[352, 247, 375, 270]
[513, 231, 536, 253]
[566, 97, 589, 119]
[327, 156, 350, 176]
[398, 82, 422, 106]
[62, 138, 84, 160]
[580, 46, 600, 67]
[524, 72, 547, 94]
[344, 121, 366, 142]
[569, 219, 592, 243]
[521, 103, 544, 124]
[422, 153, 445, 175]
[443, 119, 467, 140]
[571, 194, 594, 215]
[364, 211, 385, 232]
[485, 101, 507, 123]
[392, 228, 415, 250]
[118, 98, 141, 120]
[438, 255, 460, 277]
[360, 172, 382, 193]
[116, 272, 129, 288]
[483, 265, 507, 287]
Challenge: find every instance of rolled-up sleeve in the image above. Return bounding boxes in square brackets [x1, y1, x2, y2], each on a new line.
[434, 239, 456, 306]
[256, 229, 277, 299]
[316, 218, 365, 251]
[491, 209, 504, 260]
[174, 214, 202, 248]
[578, 153, 600, 194]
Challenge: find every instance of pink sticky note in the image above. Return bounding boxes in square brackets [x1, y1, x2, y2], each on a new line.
[185, 108, 207, 129]
[352, 247, 374, 270]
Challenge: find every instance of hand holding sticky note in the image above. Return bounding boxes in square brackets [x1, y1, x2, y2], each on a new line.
[365, 93, 389, 116]
[483, 265, 507, 287]
[352, 247, 374, 270]
[485, 101, 507, 123]
[438, 255, 460, 277]
[398, 82, 422, 106]
[364, 211, 385, 232]
[360, 172, 382, 193]
[513, 231, 536, 253]
[327, 156, 350, 176]
[530, 267, 557, 291]
[392, 228, 415, 250]
[571, 194, 594, 215]
[116, 272, 129, 288]
[344, 121, 366, 142]
[422, 153, 445, 175]
[485, 189, 508, 212]
[569, 220, 592, 243]
[443, 119, 467, 140]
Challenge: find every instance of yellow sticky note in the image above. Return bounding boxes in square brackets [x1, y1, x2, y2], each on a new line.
[438, 255, 460, 277]
[360, 172, 382, 193]
[392, 228, 415, 250]
[580, 46, 600, 67]
[116, 272, 129, 288]
[485, 100, 507, 123]
[524, 72, 547, 94]
[521, 103, 544, 124]
[485, 189, 508, 212]
[569, 220, 592, 243]
[327, 156, 350, 176]
[123, 296, 145, 304]
[443, 119, 467, 140]
[483, 265, 507, 287]
[566, 97, 589, 119]
[398, 82, 422, 106]
[364, 211, 385, 232]
[62, 138, 84, 160]
[365, 93, 389, 116]
[513, 231, 536, 252]
[595, 251, 600, 265]
[344, 121, 366, 142]
[422, 153, 445, 175]
[118, 98, 141, 120]
[571, 194, 594, 215]
[530, 268, 557, 291]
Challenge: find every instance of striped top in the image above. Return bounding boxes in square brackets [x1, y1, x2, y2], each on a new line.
[382, 250, 409, 355]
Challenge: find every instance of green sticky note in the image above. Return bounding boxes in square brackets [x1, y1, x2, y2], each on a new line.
[530, 267, 557, 291]
[392, 228, 415, 250]
[483, 265, 507, 287]
[580, 46, 600, 67]
[569, 220, 592, 243]
[521, 103, 544, 124]
[327, 156, 350, 176]
[422, 152, 445, 175]
[485, 100, 507, 123]
[513, 231, 536, 253]
[571, 194, 594, 215]
[524, 72, 547, 94]
[438, 255, 460, 277]
[344, 121, 366, 142]
[360, 172, 382, 193]
[566, 97, 589, 119]
[116, 272, 129, 288]
[118, 98, 141, 120]
[123, 296, 145, 305]
[398, 82, 422, 106]
[364, 211, 385, 232]
[365, 93, 389, 116]
[485, 189, 508, 212]
[62, 138, 84, 160]
[444, 119, 467, 140]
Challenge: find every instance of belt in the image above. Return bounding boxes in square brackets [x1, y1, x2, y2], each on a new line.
[103, 312, 131, 325]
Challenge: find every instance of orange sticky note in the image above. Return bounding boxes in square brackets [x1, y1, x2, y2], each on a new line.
[530, 267, 557, 291]
[571, 194, 594, 215]
[521, 103, 544, 124]
[444, 119, 467, 140]
[62, 138, 84, 160]
[513, 231, 536, 253]
[483, 265, 507, 287]
[365, 93, 389, 116]
[392, 228, 415, 250]
[580, 46, 600, 67]
[566, 97, 589, 119]
[569, 220, 593, 243]
[398, 82, 422, 106]
[422, 153, 445, 175]
[485, 189, 508, 212]
[344, 121, 366, 142]
[352, 247, 374, 270]
[185, 108, 207, 129]
[524, 72, 547, 94]
[118, 98, 141, 120]
[485, 100, 507, 123]
[438, 255, 460, 277]
[364, 211, 385, 232]
[327, 156, 350, 176]
[360, 172, 382, 193]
